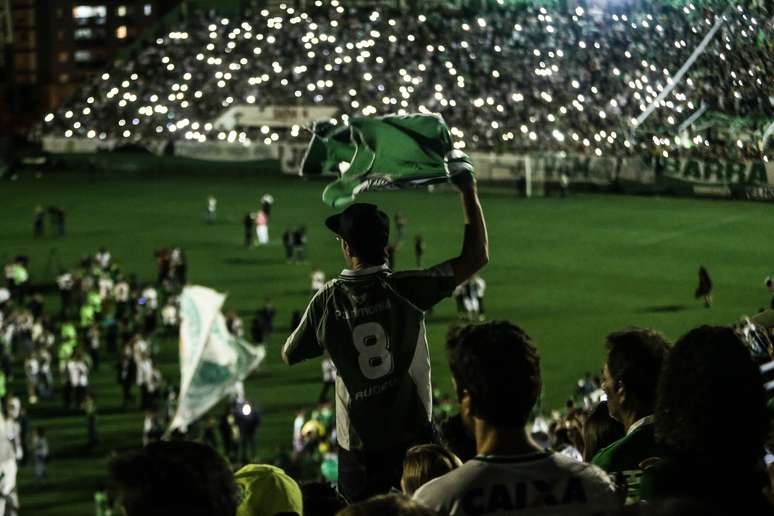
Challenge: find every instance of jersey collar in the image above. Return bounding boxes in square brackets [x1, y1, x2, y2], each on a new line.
[340, 264, 390, 277]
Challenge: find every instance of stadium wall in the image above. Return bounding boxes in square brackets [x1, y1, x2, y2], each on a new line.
[470, 152, 774, 201]
[36, 136, 773, 201]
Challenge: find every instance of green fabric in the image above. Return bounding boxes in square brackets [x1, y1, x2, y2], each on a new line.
[0, 372, 6, 398]
[80, 305, 95, 327]
[591, 422, 662, 504]
[300, 114, 463, 207]
[87, 291, 102, 312]
[12, 265, 28, 284]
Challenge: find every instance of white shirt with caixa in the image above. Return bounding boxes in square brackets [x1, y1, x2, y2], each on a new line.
[414, 451, 619, 516]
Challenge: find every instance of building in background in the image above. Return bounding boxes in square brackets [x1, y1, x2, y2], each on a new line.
[1, 0, 179, 133]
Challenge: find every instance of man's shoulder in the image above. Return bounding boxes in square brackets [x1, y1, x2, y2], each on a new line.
[413, 460, 482, 506]
[592, 424, 658, 471]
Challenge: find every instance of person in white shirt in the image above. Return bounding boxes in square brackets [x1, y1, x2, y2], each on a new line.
[255, 210, 269, 245]
[414, 322, 619, 516]
[318, 356, 336, 403]
[136, 353, 155, 410]
[207, 195, 217, 224]
[141, 286, 158, 311]
[310, 267, 326, 294]
[66, 350, 90, 408]
[95, 247, 111, 270]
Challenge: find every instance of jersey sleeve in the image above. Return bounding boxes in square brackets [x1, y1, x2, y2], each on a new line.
[282, 291, 325, 364]
[389, 261, 457, 311]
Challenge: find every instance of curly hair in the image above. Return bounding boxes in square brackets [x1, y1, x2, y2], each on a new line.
[655, 325, 768, 466]
[446, 321, 541, 427]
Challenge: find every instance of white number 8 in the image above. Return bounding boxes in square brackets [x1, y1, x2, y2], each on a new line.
[352, 322, 393, 380]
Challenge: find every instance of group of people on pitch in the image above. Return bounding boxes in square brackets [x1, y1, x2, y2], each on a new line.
[106, 166, 773, 515]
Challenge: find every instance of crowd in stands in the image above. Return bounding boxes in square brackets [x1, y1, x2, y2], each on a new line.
[101, 318, 774, 516]
[39, 1, 773, 161]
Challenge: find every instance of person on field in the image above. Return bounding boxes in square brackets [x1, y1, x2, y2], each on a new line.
[694, 266, 713, 308]
[282, 158, 488, 502]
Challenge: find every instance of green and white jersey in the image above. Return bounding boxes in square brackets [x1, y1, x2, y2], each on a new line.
[283, 262, 456, 451]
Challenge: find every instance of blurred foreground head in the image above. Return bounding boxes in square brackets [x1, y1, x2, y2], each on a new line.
[108, 440, 238, 516]
[655, 325, 767, 465]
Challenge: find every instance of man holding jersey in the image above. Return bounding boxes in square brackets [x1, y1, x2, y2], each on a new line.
[282, 155, 488, 501]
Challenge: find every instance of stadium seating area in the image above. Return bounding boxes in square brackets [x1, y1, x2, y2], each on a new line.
[40, 1, 772, 160]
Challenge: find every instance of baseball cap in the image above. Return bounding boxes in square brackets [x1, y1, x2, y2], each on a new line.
[325, 203, 389, 250]
[235, 464, 303, 516]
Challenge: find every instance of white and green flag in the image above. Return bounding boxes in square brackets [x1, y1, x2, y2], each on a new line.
[169, 286, 266, 432]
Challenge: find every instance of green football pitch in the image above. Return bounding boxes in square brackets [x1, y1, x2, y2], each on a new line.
[2, 170, 771, 514]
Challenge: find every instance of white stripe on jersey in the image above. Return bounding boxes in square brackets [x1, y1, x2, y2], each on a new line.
[408, 322, 432, 424]
[335, 377, 352, 451]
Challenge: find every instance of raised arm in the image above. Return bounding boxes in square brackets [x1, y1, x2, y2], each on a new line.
[448, 160, 489, 286]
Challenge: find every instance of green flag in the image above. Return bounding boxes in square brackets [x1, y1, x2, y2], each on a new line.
[169, 286, 266, 432]
[300, 113, 471, 207]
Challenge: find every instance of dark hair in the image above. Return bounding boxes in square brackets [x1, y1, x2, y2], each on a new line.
[337, 494, 439, 516]
[655, 326, 768, 466]
[300, 481, 347, 516]
[401, 444, 461, 495]
[447, 321, 540, 427]
[347, 240, 386, 266]
[108, 441, 238, 516]
[606, 328, 670, 416]
[582, 401, 625, 461]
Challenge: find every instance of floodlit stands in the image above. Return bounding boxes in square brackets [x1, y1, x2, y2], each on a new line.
[40, 1, 772, 160]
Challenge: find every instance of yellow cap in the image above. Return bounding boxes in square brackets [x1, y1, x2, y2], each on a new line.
[235, 464, 303, 516]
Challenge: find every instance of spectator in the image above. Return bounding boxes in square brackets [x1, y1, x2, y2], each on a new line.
[318, 357, 336, 404]
[32, 427, 48, 483]
[640, 326, 771, 515]
[339, 494, 439, 516]
[282, 166, 487, 502]
[108, 440, 239, 516]
[592, 328, 670, 504]
[581, 402, 624, 463]
[401, 444, 462, 496]
[33, 206, 44, 238]
[300, 481, 347, 516]
[243, 213, 255, 247]
[413, 321, 619, 515]
[207, 195, 217, 224]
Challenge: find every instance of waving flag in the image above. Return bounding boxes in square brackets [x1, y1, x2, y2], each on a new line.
[169, 286, 266, 432]
[300, 113, 472, 207]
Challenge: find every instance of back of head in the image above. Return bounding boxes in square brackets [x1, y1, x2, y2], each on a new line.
[447, 321, 541, 427]
[655, 325, 767, 466]
[300, 481, 347, 516]
[582, 401, 625, 461]
[108, 440, 238, 516]
[401, 444, 462, 495]
[337, 494, 439, 516]
[606, 328, 670, 417]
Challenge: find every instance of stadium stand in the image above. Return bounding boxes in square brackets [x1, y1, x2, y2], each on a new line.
[38, 1, 772, 161]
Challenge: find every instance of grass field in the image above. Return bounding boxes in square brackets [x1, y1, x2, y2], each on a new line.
[2, 170, 772, 514]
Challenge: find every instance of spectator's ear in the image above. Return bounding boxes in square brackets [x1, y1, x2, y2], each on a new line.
[459, 389, 473, 419]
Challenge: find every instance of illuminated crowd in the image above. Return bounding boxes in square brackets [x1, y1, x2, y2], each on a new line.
[41, 1, 772, 160]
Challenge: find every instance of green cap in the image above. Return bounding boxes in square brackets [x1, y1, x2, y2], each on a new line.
[235, 464, 303, 516]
